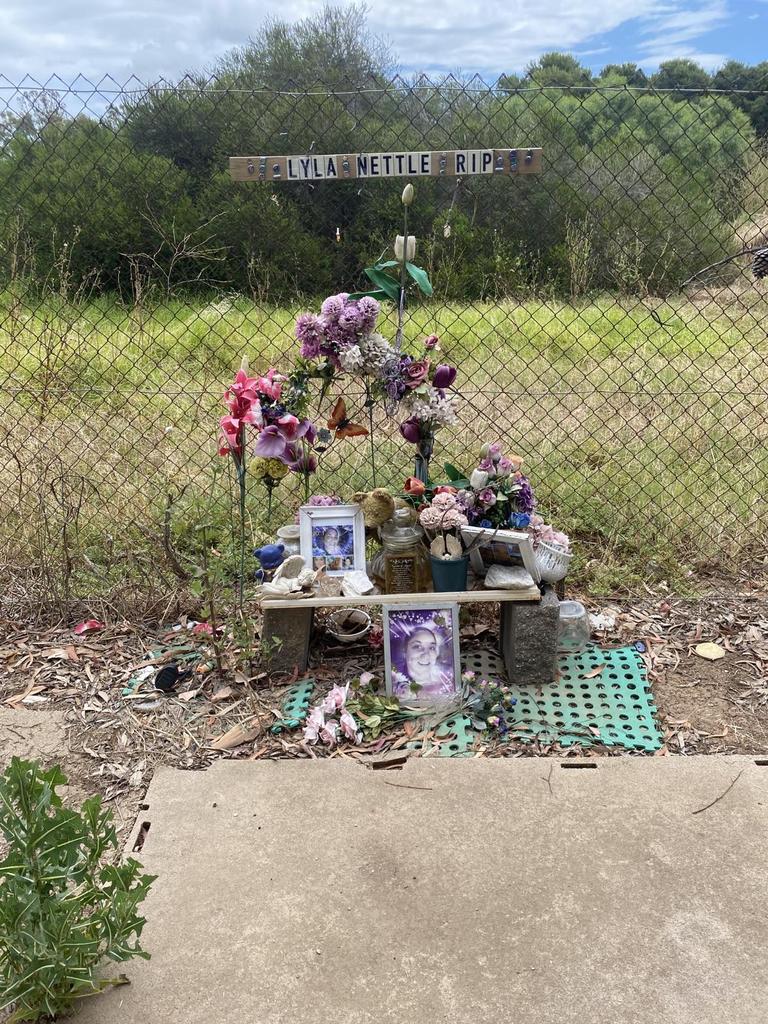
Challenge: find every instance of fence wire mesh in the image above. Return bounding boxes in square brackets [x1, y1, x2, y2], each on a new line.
[1, 73, 767, 609]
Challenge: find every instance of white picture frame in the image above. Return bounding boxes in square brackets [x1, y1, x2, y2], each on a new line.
[383, 602, 461, 703]
[299, 503, 366, 577]
[460, 526, 541, 583]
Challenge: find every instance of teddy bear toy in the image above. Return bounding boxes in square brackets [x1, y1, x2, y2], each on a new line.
[253, 542, 285, 581]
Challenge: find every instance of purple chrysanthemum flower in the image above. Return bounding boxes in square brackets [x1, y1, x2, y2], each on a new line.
[320, 294, 348, 322]
[295, 312, 325, 359]
[357, 295, 380, 331]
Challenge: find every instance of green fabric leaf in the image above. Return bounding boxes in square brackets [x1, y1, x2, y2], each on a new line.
[405, 262, 433, 295]
[363, 266, 400, 301]
[347, 288, 391, 302]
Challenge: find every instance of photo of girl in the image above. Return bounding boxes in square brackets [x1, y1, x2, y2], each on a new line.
[311, 523, 354, 572]
[383, 604, 460, 700]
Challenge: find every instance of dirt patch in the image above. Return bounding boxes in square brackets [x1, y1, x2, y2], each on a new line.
[0, 582, 766, 839]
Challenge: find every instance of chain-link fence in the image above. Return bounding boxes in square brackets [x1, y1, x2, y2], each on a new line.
[1, 73, 767, 610]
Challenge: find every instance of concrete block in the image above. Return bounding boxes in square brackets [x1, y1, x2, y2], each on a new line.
[261, 605, 313, 673]
[500, 584, 559, 684]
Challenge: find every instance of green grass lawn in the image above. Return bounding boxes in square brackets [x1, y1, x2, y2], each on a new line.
[1, 287, 767, 602]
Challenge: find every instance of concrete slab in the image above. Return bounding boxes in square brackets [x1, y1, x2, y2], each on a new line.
[0, 708, 67, 767]
[77, 758, 768, 1024]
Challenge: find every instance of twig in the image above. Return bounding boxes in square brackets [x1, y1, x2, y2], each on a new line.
[691, 769, 744, 815]
[679, 247, 763, 290]
[541, 763, 554, 796]
[382, 781, 433, 791]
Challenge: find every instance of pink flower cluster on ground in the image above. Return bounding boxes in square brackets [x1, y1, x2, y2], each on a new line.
[303, 684, 361, 747]
[218, 367, 317, 470]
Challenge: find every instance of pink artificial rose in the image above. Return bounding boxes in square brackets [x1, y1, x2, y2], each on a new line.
[424, 333, 440, 350]
[404, 476, 426, 497]
[340, 709, 361, 743]
[403, 358, 430, 390]
[303, 706, 325, 744]
[320, 684, 348, 714]
[359, 671, 375, 687]
[319, 720, 339, 747]
[433, 485, 458, 495]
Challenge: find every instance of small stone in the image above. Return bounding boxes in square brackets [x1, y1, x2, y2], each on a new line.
[484, 564, 535, 590]
[694, 642, 725, 661]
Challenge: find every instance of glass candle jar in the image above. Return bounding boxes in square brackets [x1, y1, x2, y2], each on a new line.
[379, 509, 429, 594]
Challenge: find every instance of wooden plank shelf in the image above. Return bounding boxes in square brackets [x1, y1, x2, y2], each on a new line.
[260, 587, 541, 610]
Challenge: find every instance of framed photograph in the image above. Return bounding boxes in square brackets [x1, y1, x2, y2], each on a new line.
[299, 503, 365, 576]
[383, 602, 461, 702]
[460, 526, 540, 583]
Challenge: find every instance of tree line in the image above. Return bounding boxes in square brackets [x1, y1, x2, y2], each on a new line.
[1, 5, 766, 302]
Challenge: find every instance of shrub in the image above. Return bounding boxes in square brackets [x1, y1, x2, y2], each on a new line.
[0, 758, 155, 1023]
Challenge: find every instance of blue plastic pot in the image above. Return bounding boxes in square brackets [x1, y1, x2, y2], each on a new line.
[430, 554, 469, 592]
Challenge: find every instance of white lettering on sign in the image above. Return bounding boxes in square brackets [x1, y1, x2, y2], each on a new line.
[232, 148, 540, 182]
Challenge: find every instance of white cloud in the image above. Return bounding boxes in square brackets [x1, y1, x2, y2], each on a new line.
[634, 0, 729, 69]
[0, 0, 737, 84]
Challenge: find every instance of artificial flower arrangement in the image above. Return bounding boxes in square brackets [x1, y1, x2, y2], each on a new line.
[296, 292, 458, 477]
[294, 184, 459, 481]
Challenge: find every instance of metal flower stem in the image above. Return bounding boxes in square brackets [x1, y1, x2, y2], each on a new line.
[365, 378, 377, 486]
[236, 438, 247, 611]
[395, 202, 409, 351]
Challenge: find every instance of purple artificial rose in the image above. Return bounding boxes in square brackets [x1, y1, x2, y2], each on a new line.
[477, 487, 497, 508]
[403, 358, 431, 390]
[399, 417, 422, 444]
[432, 364, 456, 389]
[424, 333, 440, 350]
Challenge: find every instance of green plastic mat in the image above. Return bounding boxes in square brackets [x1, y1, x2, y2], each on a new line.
[434, 713, 475, 757]
[270, 677, 315, 734]
[462, 645, 662, 752]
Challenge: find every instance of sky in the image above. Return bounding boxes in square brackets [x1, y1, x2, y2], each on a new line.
[0, 0, 766, 86]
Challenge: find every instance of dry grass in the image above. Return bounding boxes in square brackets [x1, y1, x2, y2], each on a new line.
[1, 287, 767, 611]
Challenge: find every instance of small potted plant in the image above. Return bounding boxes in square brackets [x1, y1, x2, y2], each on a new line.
[417, 489, 471, 591]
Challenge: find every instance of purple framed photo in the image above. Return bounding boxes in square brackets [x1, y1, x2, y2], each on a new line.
[383, 602, 461, 702]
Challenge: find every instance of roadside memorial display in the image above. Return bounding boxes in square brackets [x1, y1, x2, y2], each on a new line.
[214, 158, 576, 712]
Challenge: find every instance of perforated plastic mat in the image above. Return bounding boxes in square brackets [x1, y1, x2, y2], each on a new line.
[270, 677, 315, 734]
[462, 645, 662, 752]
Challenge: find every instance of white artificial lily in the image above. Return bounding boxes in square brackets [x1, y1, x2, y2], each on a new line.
[394, 235, 416, 263]
[402, 183, 414, 205]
